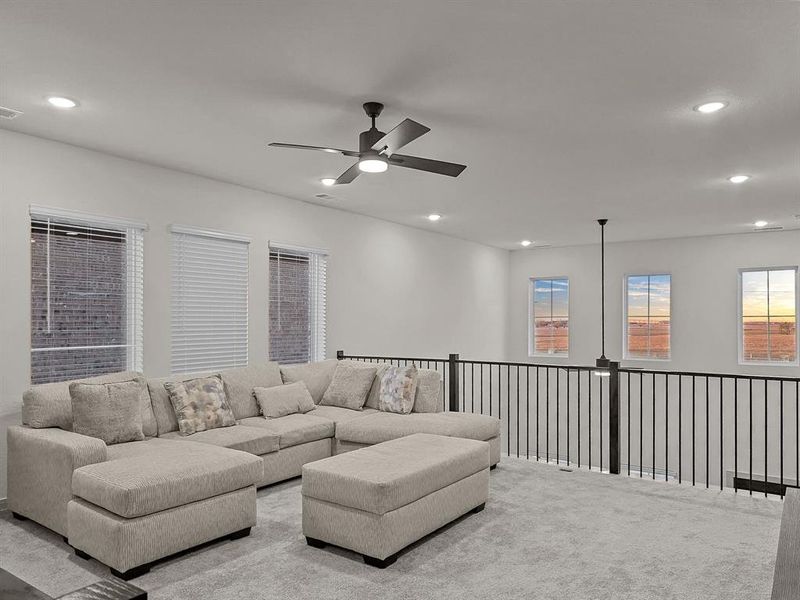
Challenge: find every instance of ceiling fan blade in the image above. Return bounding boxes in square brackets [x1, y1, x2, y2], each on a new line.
[335, 162, 361, 185]
[268, 143, 359, 157]
[371, 119, 430, 156]
[388, 154, 466, 177]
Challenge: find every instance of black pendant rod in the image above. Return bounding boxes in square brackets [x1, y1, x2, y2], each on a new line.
[598, 218, 608, 360]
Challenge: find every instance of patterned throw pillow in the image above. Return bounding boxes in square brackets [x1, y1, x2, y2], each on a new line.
[164, 375, 236, 435]
[379, 365, 419, 414]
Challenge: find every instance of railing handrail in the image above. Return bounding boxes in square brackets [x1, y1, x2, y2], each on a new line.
[339, 351, 800, 383]
[620, 366, 800, 383]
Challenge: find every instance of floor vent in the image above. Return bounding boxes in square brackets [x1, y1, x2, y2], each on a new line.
[314, 193, 335, 201]
[0, 106, 23, 120]
[753, 225, 784, 232]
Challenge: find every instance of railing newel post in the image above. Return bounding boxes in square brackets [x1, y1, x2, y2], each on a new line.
[448, 353, 460, 412]
[609, 360, 621, 475]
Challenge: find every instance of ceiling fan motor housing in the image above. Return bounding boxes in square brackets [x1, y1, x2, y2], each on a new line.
[359, 128, 386, 154]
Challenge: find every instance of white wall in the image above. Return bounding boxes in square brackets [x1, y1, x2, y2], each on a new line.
[501, 234, 800, 487]
[0, 129, 509, 498]
[507, 232, 800, 376]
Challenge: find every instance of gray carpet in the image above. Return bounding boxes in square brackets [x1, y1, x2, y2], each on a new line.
[0, 457, 783, 599]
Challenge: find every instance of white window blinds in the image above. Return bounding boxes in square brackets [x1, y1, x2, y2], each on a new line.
[269, 242, 328, 364]
[29, 205, 145, 384]
[171, 226, 250, 374]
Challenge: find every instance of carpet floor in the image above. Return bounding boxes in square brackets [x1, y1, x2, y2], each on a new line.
[0, 457, 783, 599]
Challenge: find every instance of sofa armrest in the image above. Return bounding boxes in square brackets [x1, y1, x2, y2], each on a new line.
[7, 425, 107, 537]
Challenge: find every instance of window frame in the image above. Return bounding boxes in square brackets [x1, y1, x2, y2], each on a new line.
[268, 241, 329, 365]
[28, 205, 146, 384]
[528, 276, 570, 359]
[622, 272, 672, 362]
[738, 266, 799, 367]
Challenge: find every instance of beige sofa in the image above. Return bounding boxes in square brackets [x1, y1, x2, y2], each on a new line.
[7, 358, 500, 579]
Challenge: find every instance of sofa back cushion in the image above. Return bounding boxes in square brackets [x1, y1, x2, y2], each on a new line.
[70, 378, 147, 445]
[22, 370, 157, 436]
[413, 369, 443, 413]
[279, 359, 338, 404]
[220, 362, 282, 419]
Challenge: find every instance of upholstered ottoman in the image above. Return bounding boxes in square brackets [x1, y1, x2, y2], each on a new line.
[302, 433, 490, 567]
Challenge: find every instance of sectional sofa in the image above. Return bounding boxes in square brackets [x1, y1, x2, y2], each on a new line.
[7, 358, 501, 579]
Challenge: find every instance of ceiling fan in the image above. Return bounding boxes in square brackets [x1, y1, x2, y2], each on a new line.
[268, 102, 466, 185]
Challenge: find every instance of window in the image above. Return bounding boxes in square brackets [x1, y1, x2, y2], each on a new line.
[269, 243, 328, 364]
[30, 206, 144, 384]
[624, 274, 671, 360]
[740, 268, 797, 364]
[529, 277, 569, 357]
[171, 226, 249, 373]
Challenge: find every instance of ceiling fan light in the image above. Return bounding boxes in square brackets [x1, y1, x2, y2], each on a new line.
[358, 157, 388, 173]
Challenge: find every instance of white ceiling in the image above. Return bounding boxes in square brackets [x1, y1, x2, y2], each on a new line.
[1, 1, 798, 248]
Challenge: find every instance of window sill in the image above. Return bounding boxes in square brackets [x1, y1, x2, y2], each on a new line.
[738, 360, 800, 368]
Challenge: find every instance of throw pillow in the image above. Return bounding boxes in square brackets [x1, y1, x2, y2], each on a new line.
[254, 382, 316, 418]
[69, 378, 147, 445]
[412, 368, 443, 413]
[379, 365, 419, 414]
[362, 363, 389, 410]
[320, 363, 377, 410]
[164, 375, 236, 435]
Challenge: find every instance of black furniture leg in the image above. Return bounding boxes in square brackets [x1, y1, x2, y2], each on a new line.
[306, 537, 326, 548]
[228, 527, 251, 541]
[363, 553, 398, 568]
[109, 564, 151, 581]
[472, 502, 486, 514]
[490, 464, 497, 471]
[74, 548, 91, 560]
[11, 512, 28, 521]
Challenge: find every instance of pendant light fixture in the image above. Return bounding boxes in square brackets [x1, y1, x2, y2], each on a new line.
[595, 218, 611, 376]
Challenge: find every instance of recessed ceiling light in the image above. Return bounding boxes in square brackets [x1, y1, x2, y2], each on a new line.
[320, 178, 336, 186]
[754, 220, 768, 228]
[694, 101, 727, 114]
[520, 240, 532, 247]
[322, 148, 338, 153]
[47, 96, 78, 109]
[728, 174, 750, 184]
[427, 214, 442, 222]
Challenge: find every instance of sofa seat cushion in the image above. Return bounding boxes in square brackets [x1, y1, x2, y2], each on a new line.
[159, 425, 279, 456]
[72, 439, 261, 518]
[308, 405, 378, 424]
[302, 433, 490, 515]
[335, 412, 501, 445]
[238, 414, 335, 449]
